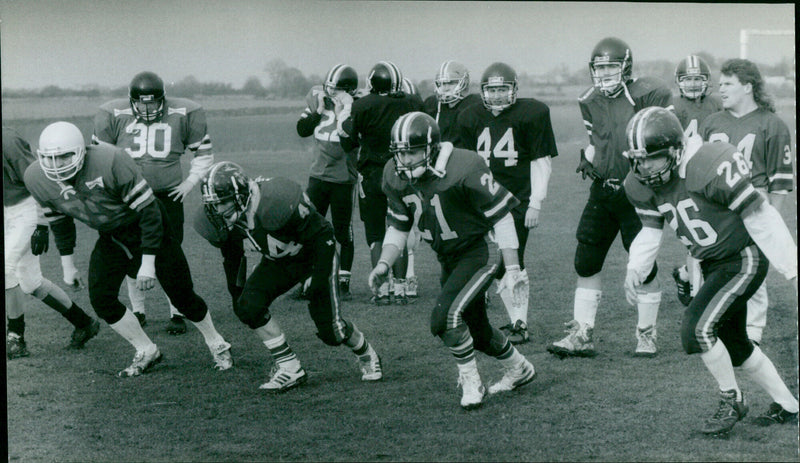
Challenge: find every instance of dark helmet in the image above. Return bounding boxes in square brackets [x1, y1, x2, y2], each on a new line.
[480, 62, 518, 111]
[675, 55, 711, 99]
[623, 107, 685, 187]
[129, 71, 166, 123]
[589, 37, 633, 96]
[323, 64, 358, 97]
[201, 162, 251, 231]
[389, 112, 441, 181]
[368, 61, 403, 95]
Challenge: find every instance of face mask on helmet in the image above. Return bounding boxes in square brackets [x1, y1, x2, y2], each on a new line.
[623, 107, 685, 188]
[129, 72, 166, 123]
[389, 112, 441, 181]
[323, 64, 358, 98]
[37, 121, 86, 182]
[481, 82, 516, 111]
[590, 61, 625, 96]
[434, 61, 469, 104]
[627, 148, 680, 187]
[677, 75, 709, 99]
[201, 162, 251, 231]
[675, 55, 711, 100]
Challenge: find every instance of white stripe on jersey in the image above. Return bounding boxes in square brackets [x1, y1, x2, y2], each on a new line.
[728, 184, 757, 212]
[123, 179, 149, 203]
[483, 192, 515, 218]
[129, 189, 154, 211]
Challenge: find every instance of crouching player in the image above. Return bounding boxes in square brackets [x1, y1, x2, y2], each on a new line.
[24, 122, 233, 377]
[622, 107, 798, 436]
[194, 162, 382, 392]
[369, 112, 536, 410]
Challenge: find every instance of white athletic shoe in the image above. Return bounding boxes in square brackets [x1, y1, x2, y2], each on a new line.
[259, 365, 308, 393]
[488, 358, 536, 394]
[634, 325, 657, 358]
[210, 341, 233, 370]
[457, 368, 485, 410]
[359, 346, 383, 381]
[118, 345, 162, 377]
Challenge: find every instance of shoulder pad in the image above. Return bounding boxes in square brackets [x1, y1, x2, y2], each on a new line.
[165, 97, 202, 115]
[623, 171, 655, 203]
[256, 177, 303, 231]
[685, 142, 737, 192]
[98, 99, 133, 117]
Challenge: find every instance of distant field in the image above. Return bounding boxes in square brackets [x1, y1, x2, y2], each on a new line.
[5, 97, 798, 462]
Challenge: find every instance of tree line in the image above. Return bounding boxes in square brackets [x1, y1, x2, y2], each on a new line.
[2, 55, 794, 100]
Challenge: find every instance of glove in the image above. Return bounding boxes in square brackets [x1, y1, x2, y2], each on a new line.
[61, 255, 85, 291]
[31, 225, 50, 255]
[576, 148, 600, 181]
[624, 268, 642, 306]
[136, 254, 157, 291]
[368, 260, 391, 296]
[497, 265, 529, 307]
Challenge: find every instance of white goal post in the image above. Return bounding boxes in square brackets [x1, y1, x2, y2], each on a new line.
[739, 29, 794, 60]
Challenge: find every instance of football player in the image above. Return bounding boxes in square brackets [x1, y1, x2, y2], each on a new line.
[296, 64, 360, 300]
[370, 112, 536, 410]
[93, 71, 215, 335]
[194, 162, 382, 392]
[456, 62, 558, 344]
[338, 61, 423, 305]
[699, 59, 794, 346]
[24, 122, 232, 377]
[4, 127, 100, 358]
[671, 55, 723, 307]
[423, 60, 482, 149]
[547, 37, 673, 358]
[622, 107, 798, 436]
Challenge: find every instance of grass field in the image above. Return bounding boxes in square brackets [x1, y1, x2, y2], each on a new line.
[4, 97, 798, 462]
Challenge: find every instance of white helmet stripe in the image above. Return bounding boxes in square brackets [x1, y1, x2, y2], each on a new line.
[632, 107, 658, 151]
[379, 61, 402, 91]
[439, 60, 453, 79]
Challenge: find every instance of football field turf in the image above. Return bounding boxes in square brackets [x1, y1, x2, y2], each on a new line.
[5, 99, 798, 461]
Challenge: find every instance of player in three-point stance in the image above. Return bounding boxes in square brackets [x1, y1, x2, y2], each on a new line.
[622, 107, 798, 436]
[24, 121, 232, 377]
[370, 112, 536, 410]
[195, 162, 382, 392]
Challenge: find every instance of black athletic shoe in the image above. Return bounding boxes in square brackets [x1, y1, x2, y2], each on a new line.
[753, 402, 798, 426]
[69, 319, 100, 349]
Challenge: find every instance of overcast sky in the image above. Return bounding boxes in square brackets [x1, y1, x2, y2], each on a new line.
[0, 1, 794, 90]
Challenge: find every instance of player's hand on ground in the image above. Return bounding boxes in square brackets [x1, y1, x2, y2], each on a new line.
[31, 225, 50, 255]
[168, 180, 195, 202]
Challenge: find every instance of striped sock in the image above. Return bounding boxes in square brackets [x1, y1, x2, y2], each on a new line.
[264, 334, 301, 372]
[449, 336, 476, 366]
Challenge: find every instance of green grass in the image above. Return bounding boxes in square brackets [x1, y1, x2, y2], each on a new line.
[5, 101, 798, 462]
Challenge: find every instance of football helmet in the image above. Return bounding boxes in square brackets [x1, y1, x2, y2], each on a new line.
[201, 162, 251, 231]
[367, 61, 403, 95]
[623, 107, 685, 188]
[434, 60, 470, 104]
[675, 55, 711, 100]
[589, 37, 632, 96]
[129, 71, 166, 123]
[389, 112, 441, 180]
[37, 121, 86, 182]
[323, 64, 358, 97]
[480, 62, 517, 112]
[401, 78, 418, 96]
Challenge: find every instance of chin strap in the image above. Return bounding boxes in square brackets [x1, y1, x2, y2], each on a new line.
[428, 142, 454, 178]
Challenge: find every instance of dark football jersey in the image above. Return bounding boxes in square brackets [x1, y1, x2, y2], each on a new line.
[624, 141, 763, 261]
[297, 85, 358, 184]
[423, 93, 482, 149]
[456, 98, 558, 205]
[340, 92, 423, 170]
[24, 144, 163, 251]
[579, 77, 673, 180]
[382, 148, 520, 257]
[3, 127, 36, 206]
[673, 94, 723, 138]
[227, 177, 330, 261]
[93, 97, 213, 192]
[700, 108, 793, 192]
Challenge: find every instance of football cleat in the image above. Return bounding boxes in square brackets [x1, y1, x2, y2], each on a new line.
[166, 316, 187, 335]
[134, 312, 147, 327]
[392, 278, 408, 305]
[753, 402, 798, 426]
[488, 358, 536, 394]
[701, 390, 748, 436]
[359, 346, 383, 381]
[457, 368, 486, 410]
[259, 365, 308, 393]
[405, 276, 418, 298]
[634, 325, 657, 357]
[210, 341, 233, 371]
[69, 318, 100, 349]
[547, 320, 597, 358]
[7, 333, 29, 359]
[118, 346, 163, 377]
[500, 320, 530, 345]
[672, 267, 693, 306]
[339, 277, 352, 301]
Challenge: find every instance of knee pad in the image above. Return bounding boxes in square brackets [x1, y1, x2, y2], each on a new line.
[574, 242, 605, 278]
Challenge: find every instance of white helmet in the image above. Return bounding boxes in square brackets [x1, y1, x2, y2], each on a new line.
[37, 121, 86, 181]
